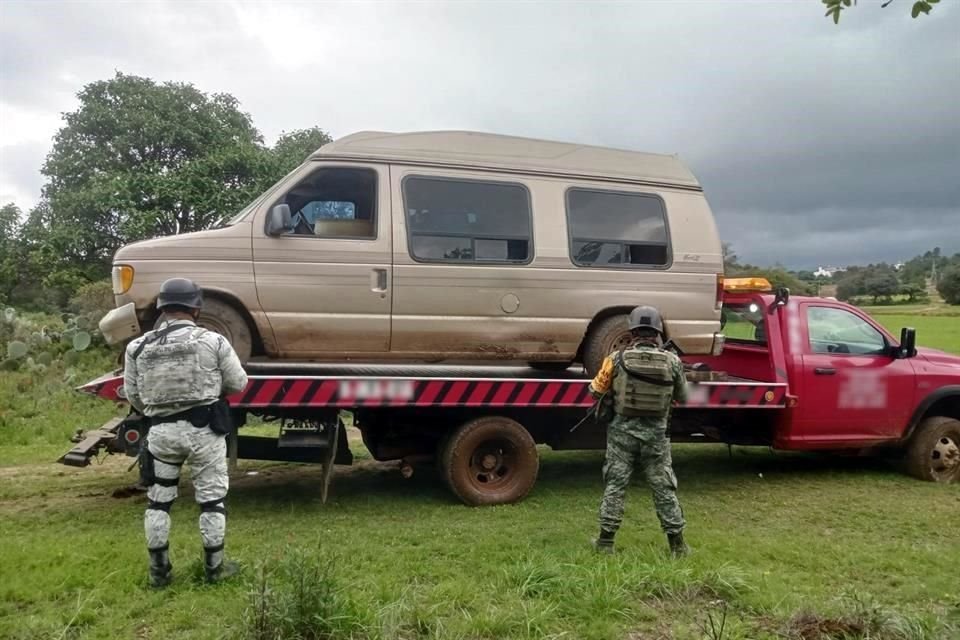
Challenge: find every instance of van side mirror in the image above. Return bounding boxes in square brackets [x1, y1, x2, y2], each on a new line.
[896, 327, 917, 359]
[265, 204, 293, 236]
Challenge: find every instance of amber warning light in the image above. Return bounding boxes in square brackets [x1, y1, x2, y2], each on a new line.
[723, 277, 773, 293]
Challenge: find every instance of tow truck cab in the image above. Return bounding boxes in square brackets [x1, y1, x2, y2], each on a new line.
[694, 280, 960, 472]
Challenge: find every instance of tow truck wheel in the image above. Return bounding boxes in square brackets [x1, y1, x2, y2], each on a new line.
[441, 416, 539, 506]
[906, 416, 960, 483]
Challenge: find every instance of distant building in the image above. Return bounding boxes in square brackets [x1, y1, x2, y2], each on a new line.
[894, 262, 905, 271]
[814, 266, 847, 278]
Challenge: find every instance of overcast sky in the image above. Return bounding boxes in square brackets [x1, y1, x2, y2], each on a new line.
[1, 0, 958, 268]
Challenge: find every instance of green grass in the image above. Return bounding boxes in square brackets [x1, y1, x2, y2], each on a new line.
[873, 315, 960, 354]
[1, 442, 958, 639]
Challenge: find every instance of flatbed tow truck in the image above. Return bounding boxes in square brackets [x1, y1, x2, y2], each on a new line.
[60, 279, 960, 504]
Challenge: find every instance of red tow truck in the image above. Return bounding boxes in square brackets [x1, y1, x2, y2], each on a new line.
[61, 279, 960, 503]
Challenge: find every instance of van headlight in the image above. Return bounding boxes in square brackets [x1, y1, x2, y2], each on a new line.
[112, 265, 135, 294]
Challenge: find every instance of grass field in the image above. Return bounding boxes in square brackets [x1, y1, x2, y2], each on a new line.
[1, 308, 959, 639]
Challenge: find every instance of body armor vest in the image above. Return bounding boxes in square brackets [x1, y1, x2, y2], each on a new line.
[136, 326, 222, 407]
[612, 345, 675, 417]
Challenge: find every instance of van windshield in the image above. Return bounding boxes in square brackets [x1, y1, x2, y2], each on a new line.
[216, 164, 307, 227]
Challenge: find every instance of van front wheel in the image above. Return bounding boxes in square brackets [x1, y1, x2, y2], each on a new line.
[582, 314, 632, 377]
[197, 298, 254, 363]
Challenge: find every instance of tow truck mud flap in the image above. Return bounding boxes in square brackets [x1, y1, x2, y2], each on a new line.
[59, 417, 125, 467]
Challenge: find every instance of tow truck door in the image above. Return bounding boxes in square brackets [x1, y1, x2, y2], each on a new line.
[795, 302, 916, 444]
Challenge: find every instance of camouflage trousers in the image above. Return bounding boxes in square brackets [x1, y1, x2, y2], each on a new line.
[144, 421, 229, 566]
[598, 415, 685, 535]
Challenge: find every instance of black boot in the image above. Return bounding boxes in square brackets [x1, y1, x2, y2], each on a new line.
[204, 547, 240, 584]
[592, 529, 616, 554]
[667, 532, 690, 558]
[148, 546, 173, 589]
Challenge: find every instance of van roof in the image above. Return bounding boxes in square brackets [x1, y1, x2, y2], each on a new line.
[312, 131, 701, 190]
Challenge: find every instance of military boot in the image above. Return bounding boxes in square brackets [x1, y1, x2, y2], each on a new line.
[204, 548, 240, 584]
[667, 532, 690, 558]
[148, 547, 173, 589]
[592, 529, 616, 554]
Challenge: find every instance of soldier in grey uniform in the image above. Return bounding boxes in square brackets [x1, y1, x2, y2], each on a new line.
[589, 305, 689, 556]
[124, 278, 248, 587]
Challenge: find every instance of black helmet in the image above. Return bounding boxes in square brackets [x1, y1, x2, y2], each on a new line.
[157, 278, 203, 310]
[628, 305, 664, 336]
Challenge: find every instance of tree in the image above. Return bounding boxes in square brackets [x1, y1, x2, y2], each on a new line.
[271, 127, 333, 175]
[822, 0, 940, 24]
[900, 282, 928, 303]
[864, 272, 900, 304]
[0, 203, 22, 304]
[40, 72, 270, 280]
[936, 265, 960, 305]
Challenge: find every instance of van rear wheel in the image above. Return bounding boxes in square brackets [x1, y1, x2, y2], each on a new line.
[197, 298, 254, 363]
[906, 416, 960, 483]
[582, 314, 632, 377]
[441, 416, 539, 506]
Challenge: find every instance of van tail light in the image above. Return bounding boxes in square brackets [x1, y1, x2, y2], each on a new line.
[715, 274, 724, 309]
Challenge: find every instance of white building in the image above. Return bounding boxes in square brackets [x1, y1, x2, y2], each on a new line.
[814, 266, 847, 278]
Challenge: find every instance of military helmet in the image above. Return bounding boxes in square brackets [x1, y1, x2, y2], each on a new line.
[628, 305, 664, 336]
[157, 278, 203, 310]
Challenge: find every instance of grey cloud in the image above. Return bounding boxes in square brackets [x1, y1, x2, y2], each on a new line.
[0, 0, 957, 267]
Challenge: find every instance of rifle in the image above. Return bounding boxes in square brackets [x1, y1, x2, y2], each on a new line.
[569, 391, 613, 433]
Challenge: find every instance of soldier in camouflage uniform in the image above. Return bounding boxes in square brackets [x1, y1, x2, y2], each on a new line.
[590, 305, 689, 557]
[124, 278, 248, 587]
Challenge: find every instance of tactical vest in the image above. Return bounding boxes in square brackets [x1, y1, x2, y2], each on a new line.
[611, 345, 675, 417]
[135, 325, 222, 407]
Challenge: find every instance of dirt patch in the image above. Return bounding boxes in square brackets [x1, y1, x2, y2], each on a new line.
[781, 612, 866, 639]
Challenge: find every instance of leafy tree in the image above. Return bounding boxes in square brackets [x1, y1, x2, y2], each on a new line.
[864, 272, 900, 304]
[0, 203, 22, 304]
[271, 127, 333, 175]
[900, 282, 928, 303]
[822, 0, 940, 24]
[937, 265, 960, 305]
[40, 72, 269, 278]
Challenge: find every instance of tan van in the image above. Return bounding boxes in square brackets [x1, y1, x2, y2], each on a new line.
[111, 131, 724, 374]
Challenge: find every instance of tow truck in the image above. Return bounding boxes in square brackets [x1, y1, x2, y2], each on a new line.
[60, 278, 960, 504]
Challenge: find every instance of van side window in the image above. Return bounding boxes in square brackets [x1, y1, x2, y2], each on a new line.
[403, 177, 532, 263]
[566, 189, 669, 267]
[280, 168, 377, 238]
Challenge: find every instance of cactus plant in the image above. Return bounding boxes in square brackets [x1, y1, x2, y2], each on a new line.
[7, 340, 28, 359]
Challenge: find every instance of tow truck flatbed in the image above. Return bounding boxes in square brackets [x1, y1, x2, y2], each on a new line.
[77, 364, 788, 411]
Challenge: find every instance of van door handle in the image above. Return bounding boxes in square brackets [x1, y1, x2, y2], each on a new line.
[371, 268, 388, 292]
[814, 367, 836, 375]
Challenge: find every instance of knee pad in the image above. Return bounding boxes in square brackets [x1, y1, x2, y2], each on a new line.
[147, 499, 174, 513]
[199, 498, 227, 517]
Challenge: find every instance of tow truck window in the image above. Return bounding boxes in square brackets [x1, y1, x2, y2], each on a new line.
[566, 189, 669, 267]
[806, 307, 886, 355]
[721, 304, 766, 344]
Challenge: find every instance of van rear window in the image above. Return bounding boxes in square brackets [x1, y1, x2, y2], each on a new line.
[403, 177, 532, 264]
[566, 189, 670, 267]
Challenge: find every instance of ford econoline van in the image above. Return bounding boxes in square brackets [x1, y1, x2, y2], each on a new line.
[110, 131, 724, 374]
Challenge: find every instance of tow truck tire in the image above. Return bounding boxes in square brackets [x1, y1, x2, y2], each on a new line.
[197, 298, 253, 363]
[583, 314, 631, 377]
[906, 416, 960, 483]
[441, 416, 539, 506]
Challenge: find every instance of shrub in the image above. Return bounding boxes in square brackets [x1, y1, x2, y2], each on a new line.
[936, 265, 960, 305]
[70, 280, 115, 324]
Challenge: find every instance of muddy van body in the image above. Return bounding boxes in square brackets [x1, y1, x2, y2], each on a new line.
[111, 131, 724, 374]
